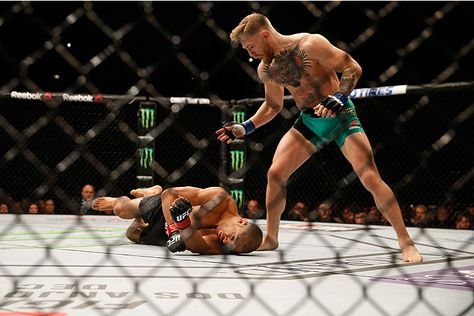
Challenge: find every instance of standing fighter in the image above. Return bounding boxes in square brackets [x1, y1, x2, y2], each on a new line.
[92, 185, 262, 255]
[216, 13, 422, 262]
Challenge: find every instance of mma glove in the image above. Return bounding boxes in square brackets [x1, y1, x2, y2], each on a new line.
[222, 120, 255, 140]
[320, 92, 348, 115]
[166, 230, 186, 253]
[169, 196, 192, 230]
[165, 222, 185, 253]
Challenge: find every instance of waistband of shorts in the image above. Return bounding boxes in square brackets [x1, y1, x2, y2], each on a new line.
[302, 108, 318, 117]
[302, 108, 314, 115]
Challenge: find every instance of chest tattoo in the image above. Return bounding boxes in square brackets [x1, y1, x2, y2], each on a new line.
[263, 47, 311, 87]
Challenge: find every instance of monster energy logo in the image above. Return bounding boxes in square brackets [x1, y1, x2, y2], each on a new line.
[230, 190, 244, 208]
[233, 111, 246, 124]
[230, 150, 244, 171]
[139, 147, 154, 168]
[139, 108, 155, 129]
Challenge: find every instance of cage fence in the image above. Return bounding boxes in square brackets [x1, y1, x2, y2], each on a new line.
[0, 1, 473, 316]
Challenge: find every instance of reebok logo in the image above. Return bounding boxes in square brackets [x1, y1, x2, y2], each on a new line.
[63, 94, 94, 102]
[11, 91, 42, 100]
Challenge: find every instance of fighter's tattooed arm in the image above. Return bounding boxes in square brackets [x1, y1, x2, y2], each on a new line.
[338, 67, 359, 96]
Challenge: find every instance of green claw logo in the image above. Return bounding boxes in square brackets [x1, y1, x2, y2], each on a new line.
[139, 108, 155, 129]
[230, 189, 244, 208]
[139, 147, 154, 168]
[233, 111, 246, 124]
[230, 150, 244, 171]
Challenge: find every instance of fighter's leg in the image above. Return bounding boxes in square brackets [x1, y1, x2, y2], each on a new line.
[93, 196, 141, 219]
[92, 197, 117, 212]
[340, 132, 422, 262]
[130, 185, 163, 198]
[259, 128, 316, 250]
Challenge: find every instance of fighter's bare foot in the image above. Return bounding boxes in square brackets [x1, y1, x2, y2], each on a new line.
[402, 245, 423, 263]
[92, 197, 117, 211]
[257, 236, 279, 251]
[130, 185, 163, 198]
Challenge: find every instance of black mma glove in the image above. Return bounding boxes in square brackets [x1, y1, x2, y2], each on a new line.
[222, 122, 238, 140]
[166, 230, 186, 253]
[169, 196, 192, 230]
[222, 120, 255, 140]
[320, 92, 348, 115]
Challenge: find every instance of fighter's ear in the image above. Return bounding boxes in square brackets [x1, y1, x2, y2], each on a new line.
[261, 29, 270, 39]
[238, 218, 249, 224]
[221, 236, 231, 245]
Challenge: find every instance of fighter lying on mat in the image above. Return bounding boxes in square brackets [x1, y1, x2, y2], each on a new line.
[92, 185, 263, 255]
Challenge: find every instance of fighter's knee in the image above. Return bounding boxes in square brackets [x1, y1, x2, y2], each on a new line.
[267, 166, 287, 186]
[359, 170, 381, 192]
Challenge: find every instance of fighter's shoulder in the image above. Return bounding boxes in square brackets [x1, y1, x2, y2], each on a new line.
[256, 62, 280, 86]
[297, 33, 330, 48]
[203, 187, 232, 202]
[205, 186, 229, 194]
[256, 62, 270, 83]
[257, 61, 266, 73]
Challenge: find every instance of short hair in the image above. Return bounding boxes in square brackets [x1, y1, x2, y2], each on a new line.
[230, 13, 271, 43]
[234, 222, 263, 253]
[456, 212, 473, 222]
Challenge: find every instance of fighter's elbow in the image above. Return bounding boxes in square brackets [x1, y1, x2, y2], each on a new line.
[265, 98, 284, 111]
[354, 62, 362, 77]
[161, 188, 177, 200]
[126, 227, 140, 243]
[348, 57, 362, 78]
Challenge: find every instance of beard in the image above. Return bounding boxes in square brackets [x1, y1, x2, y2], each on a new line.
[261, 43, 274, 65]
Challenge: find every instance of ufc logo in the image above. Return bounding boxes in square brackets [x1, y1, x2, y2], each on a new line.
[176, 209, 190, 221]
[169, 234, 180, 243]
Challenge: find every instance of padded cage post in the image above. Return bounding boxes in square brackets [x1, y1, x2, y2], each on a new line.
[136, 101, 157, 189]
[226, 104, 248, 214]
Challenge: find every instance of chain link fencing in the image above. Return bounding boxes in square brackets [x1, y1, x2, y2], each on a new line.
[0, 1, 473, 315]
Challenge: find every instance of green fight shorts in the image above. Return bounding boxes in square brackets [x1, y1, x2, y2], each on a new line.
[293, 99, 365, 148]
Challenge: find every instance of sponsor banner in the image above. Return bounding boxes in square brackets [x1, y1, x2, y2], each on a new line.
[62, 93, 94, 102]
[10, 91, 104, 103]
[233, 111, 246, 123]
[169, 97, 210, 104]
[138, 147, 153, 169]
[229, 150, 244, 171]
[10, 91, 43, 100]
[350, 85, 407, 98]
[230, 189, 244, 208]
[139, 108, 155, 129]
